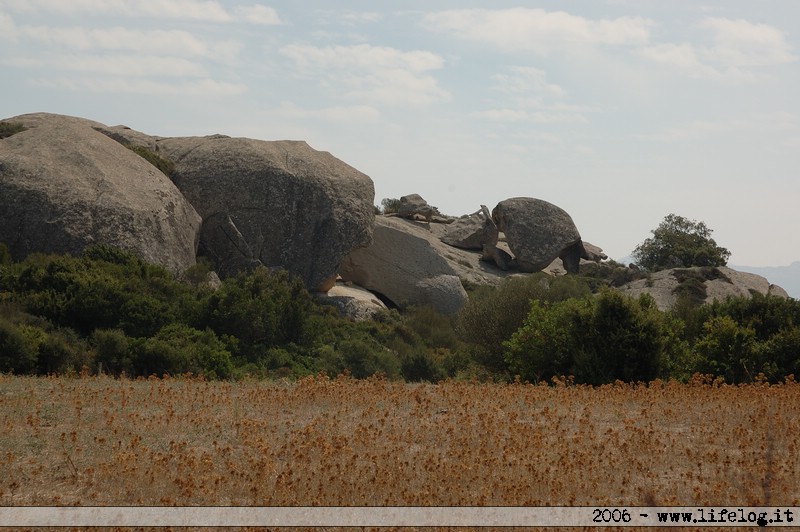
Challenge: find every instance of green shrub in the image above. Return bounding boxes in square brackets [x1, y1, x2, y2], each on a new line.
[0, 319, 38, 374]
[401, 351, 446, 382]
[759, 326, 800, 380]
[201, 267, 311, 361]
[0, 121, 27, 139]
[503, 298, 589, 383]
[0, 242, 11, 266]
[505, 291, 685, 385]
[10, 247, 202, 337]
[704, 293, 800, 341]
[403, 305, 462, 351]
[92, 328, 134, 376]
[127, 145, 176, 177]
[38, 327, 89, 375]
[132, 323, 233, 379]
[693, 316, 759, 383]
[457, 274, 591, 375]
[380, 198, 401, 214]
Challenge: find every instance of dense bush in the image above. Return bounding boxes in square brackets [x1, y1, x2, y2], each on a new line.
[457, 274, 591, 375]
[688, 294, 800, 383]
[0, 319, 38, 374]
[200, 267, 311, 363]
[91, 328, 134, 376]
[131, 323, 233, 379]
[5, 246, 202, 337]
[126, 145, 176, 177]
[504, 290, 687, 385]
[0, 305, 90, 375]
[0, 121, 27, 139]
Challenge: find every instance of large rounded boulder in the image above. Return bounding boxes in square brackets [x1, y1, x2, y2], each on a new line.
[0, 113, 201, 272]
[492, 197, 584, 273]
[157, 136, 375, 291]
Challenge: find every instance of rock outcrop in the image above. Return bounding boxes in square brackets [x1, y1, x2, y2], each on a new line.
[317, 282, 388, 321]
[152, 136, 375, 291]
[339, 216, 468, 315]
[492, 197, 586, 273]
[617, 266, 789, 310]
[0, 113, 201, 273]
[397, 194, 436, 222]
[441, 206, 498, 251]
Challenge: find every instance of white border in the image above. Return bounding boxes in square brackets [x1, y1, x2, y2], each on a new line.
[0, 506, 797, 527]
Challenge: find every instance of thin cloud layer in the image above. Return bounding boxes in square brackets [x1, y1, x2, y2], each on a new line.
[280, 44, 449, 106]
[640, 17, 796, 81]
[422, 8, 652, 54]
[2, 0, 233, 21]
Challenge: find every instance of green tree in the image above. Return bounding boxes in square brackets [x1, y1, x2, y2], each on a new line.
[694, 316, 758, 383]
[632, 214, 730, 271]
[380, 198, 402, 214]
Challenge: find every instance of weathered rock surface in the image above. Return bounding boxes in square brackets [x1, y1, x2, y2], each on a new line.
[155, 136, 375, 291]
[339, 216, 469, 315]
[617, 266, 789, 310]
[317, 282, 388, 321]
[397, 193, 436, 222]
[492, 197, 584, 273]
[441, 207, 498, 250]
[0, 113, 201, 272]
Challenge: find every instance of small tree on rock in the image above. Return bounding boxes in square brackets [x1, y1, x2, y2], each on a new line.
[633, 214, 730, 272]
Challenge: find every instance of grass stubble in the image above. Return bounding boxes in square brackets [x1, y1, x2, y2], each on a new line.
[0, 373, 798, 531]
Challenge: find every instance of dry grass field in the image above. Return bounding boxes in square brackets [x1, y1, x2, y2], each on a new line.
[1, 373, 798, 513]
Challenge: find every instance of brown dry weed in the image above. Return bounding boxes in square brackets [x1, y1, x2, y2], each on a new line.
[1, 373, 798, 510]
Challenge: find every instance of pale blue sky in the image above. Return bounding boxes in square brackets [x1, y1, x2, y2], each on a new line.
[2, 1, 798, 267]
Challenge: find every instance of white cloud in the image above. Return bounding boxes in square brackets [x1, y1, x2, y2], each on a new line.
[0, 11, 17, 40]
[422, 8, 652, 54]
[234, 5, 282, 25]
[311, 9, 383, 27]
[277, 102, 381, 123]
[700, 17, 796, 67]
[472, 108, 588, 124]
[28, 76, 247, 96]
[56, 54, 208, 78]
[638, 42, 732, 80]
[640, 43, 703, 70]
[14, 0, 232, 21]
[639, 113, 798, 143]
[281, 43, 443, 72]
[640, 18, 796, 82]
[474, 66, 591, 124]
[280, 44, 449, 106]
[3, 0, 234, 21]
[471, 109, 528, 123]
[491, 66, 566, 99]
[340, 11, 382, 26]
[19, 26, 218, 55]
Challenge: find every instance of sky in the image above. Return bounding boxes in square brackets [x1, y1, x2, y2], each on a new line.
[1, 0, 798, 267]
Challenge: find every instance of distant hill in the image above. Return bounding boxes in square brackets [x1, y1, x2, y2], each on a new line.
[731, 262, 800, 299]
